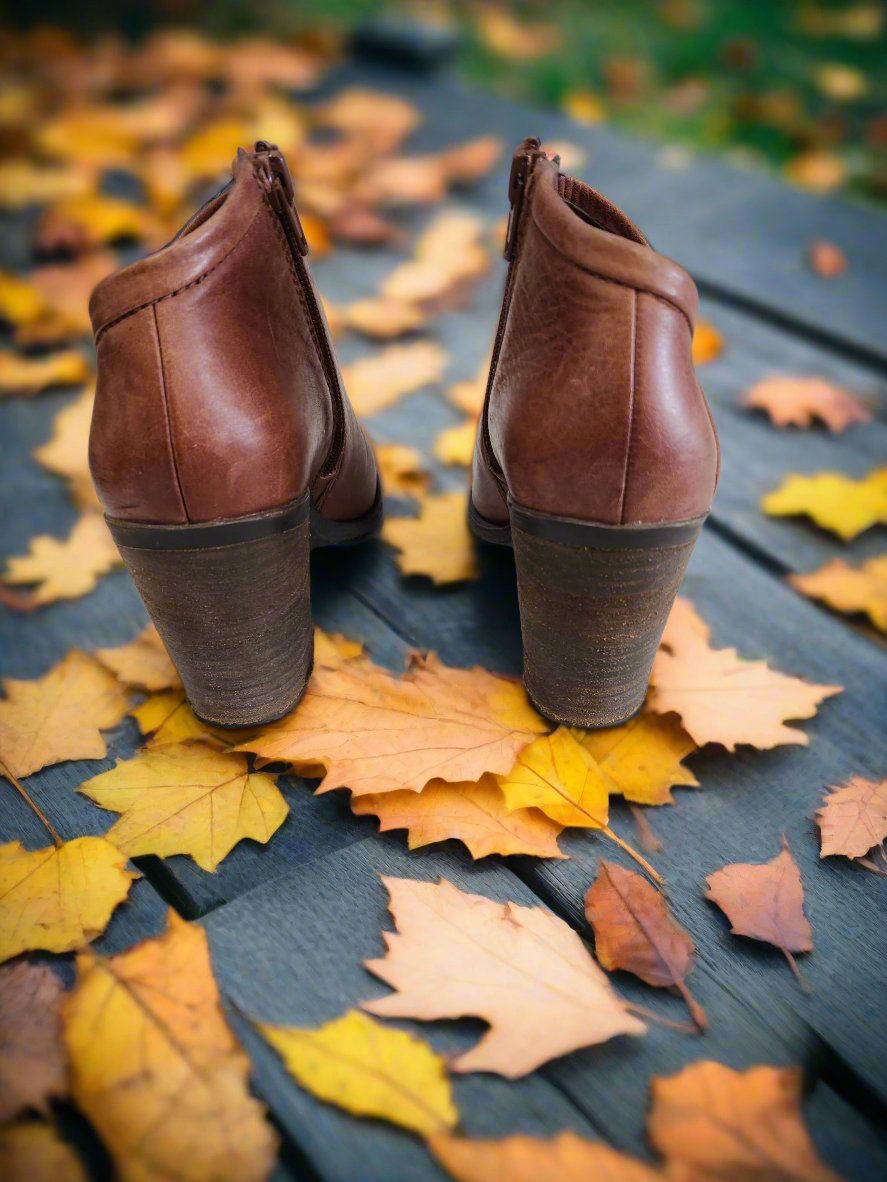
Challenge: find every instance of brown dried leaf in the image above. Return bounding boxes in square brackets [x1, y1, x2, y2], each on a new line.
[363, 876, 644, 1076]
[790, 556, 887, 632]
[383, 491, 478, 584]
[352, 774, 565, 860]
[816, 775, 887, 862]
[649, 1060, 842, 1182]
[705, 837, 813, 985]
[237, 652, 546, 796]
[586, 860, 706, 1028]
[745, 375, 871, 431]
[0, 652, 130, 779]
[650, 598, 841, 750]
[430, 1133, 661, 1182]
[0, 963, 68, 1121]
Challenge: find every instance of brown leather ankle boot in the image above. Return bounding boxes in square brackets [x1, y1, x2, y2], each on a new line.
[89, 142, 381, 728]
[470, 138, 719, 729]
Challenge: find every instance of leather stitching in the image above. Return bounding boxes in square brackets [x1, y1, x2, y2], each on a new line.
[619, 288, 639, 524]
[531, 208, 695, 338]
[150, 304, 189, 522]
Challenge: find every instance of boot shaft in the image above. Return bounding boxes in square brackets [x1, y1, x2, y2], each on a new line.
[88, 143, 359, 525]
[481, 139, 719, 527]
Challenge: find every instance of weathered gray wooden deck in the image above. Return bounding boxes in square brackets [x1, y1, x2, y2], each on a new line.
[1, 55, 886, 1182]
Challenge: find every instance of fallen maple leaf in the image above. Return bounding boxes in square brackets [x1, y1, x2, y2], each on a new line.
[571, 711, 699, 806]
[342, 297, 425, 340]
[706, 838, 813, 985]
[816, 775, 887, 871]
[649, 1061, 842, 1182]
[78, 743, 288, 872]
[238, 653, 546, 795]
[342, 340, 446, 417]
[762, 466, 887, 540]
[476, 6, 562, 59]
[0, 348, 89, 397]
[785, 149, 847, 193]
[790, 556, 887, 632]
[586, 861, 706, 1029]
[562, 90, 607, 124]
[380, 211, 488, 308]
[2, 513, 122, 607]
[260, 1009, 457, 1136]
[808, 239, 848, 277]
[433, 419, 476, 467]
[383, 491, 478, 584]
[35, 194, 161, 253]
[23, 253, 116, 344]
[0, 963, 68, 1121]
[63, 910, 277, 1182]
[745, 376, 871, 431]
[316, 88, 421, 153]
[95, 624, 182, 691]
[498, 728, 612, 828]
[430, 1132, 661, 1182]
[33, 384, 101, 511]
[448, 360, 489, 415]
[0, 271, 47, 329]
[375, 443, 430, 499]
[313, 626, 365, 669]
[650, 598, 841, 750]
[0, 837, 136, 963]
[363, 876, 644, 1076]
[0, 1122, 88, 1182]
[0, 159, 94, 209]
[130, 690, 254, 751]
[352, 774, 565, 860]
[691, 319, 723, 365]
[0, 652, 130, 779]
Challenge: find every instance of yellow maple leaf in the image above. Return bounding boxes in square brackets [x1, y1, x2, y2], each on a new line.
[3, 514, 122, 606]
[570, 712, 699, 806]
[375, 443, 430, 499]
[96, 624, 182, 691]
[313, 626, 365, 669]
[0, 159, 94, 210]
[650, 598, 842, 750]
[433, 419, 477, 467]
[498, 728, 612, 828]
[352, 774, 564, 859]
[0, 349, 90, 397]
[0, 652, 130, 779]
[180, 118, 255, 181]
[430, 1132, 660, 1182]
[238, 652, 546, 796]
[379, 212, 488, 307]
[33, 385, 100, 511]
[0, 271, 47, 327]
[36, 194, 160, 251]
[0, 837, 136, 962]
[342, 340, 447, 417]
[562, 90, 607, 124]
[691, 319, 723, 365]
[790, 556, 887, 632]
[383, 491, 478, 584]
[0, 1121, 88, 1182]
[36, 107, 140, 167]
[260, 1009, 457, 1137]
[78, 743, 288, 872]
[63, 911, 277, 1182]
[762, 467, 887, 539]
[447, 360, 488, 415]
[130, 690, 252, 750]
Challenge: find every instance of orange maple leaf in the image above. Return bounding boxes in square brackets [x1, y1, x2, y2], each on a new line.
[745, 375, 871, 432]
[816, 775, 887, 867]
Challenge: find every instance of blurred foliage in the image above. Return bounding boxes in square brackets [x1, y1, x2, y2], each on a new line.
[6, 0, 885, 202]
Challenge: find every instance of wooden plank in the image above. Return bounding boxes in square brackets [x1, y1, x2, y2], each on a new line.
[323, 60, 887, 365]
[203, 836, 886, 1182]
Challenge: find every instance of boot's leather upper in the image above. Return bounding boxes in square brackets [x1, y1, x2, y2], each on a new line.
[472, 139, 719, 527]
[89, 142, 377, 525]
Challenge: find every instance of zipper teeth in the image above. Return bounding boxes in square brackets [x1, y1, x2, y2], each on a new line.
[273, 187, 345, 479]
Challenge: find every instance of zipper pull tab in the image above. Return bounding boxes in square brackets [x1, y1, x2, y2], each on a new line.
[503, 136, 544, 262]
[254, 141, 309, 256]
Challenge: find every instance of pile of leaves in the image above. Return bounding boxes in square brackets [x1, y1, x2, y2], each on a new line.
[0, 22, 882, 1182]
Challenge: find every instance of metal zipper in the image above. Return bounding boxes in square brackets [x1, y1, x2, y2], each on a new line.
[254, 142, 345, 478]
[482, 137, 546, 478]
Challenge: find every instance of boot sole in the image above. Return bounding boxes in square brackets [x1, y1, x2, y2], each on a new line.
[107, 483, 382, 729]
[469, 496, 705, 729]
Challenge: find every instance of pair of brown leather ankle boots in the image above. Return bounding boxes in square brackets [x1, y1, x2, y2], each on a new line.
[89, 138, 719, 732]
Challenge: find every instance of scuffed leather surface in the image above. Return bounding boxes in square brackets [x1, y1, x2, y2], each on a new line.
[475, 150, 718, 527]
[89, 147, 377, 525]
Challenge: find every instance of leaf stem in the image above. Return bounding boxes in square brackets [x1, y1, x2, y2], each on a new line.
[675, 978, 708, 1031]
[601, 824, 663, 886]
[782, 947, 810, 992]
[0, 759, 62, 847]
[625, 1002, 696, 1034]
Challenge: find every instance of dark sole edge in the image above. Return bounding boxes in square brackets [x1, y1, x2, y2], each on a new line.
[469, 496, 707, 549]
[107, 480, 383, 553]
